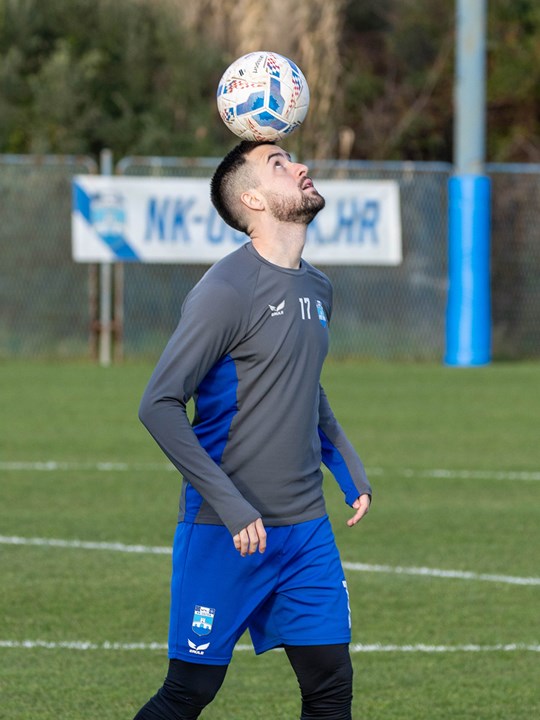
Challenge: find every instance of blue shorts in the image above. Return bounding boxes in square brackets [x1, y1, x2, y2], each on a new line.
[168, 515, 351, 665]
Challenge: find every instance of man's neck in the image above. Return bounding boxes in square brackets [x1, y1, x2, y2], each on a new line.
[250, 226, 306, 269]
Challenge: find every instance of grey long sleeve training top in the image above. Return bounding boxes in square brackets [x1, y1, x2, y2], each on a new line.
[139, 241, 371, 537]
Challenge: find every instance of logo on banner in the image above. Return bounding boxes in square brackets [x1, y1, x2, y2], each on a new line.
[192, 605, 215, 636]
[85, 191, 139, 261]
[91, 193, 125, 236]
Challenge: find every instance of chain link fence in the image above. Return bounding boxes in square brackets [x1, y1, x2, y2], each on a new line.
[488, 164, 540, 359]
[117, 157, 450, 361]
[1, 154, 539, 361]
[0, 155, 97, 357]
[308, 160, 449, 359]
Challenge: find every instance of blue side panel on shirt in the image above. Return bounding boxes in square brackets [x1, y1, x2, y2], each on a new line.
[184, 354, 239, 521]
[318, 428, 359, 505]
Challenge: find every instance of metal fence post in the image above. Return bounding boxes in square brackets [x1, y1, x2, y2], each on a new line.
[99, 149, 113, 367]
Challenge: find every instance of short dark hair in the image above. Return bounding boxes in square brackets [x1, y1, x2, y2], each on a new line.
[210, 140, 275, 233]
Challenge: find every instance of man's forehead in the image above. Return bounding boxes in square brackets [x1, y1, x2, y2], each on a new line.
[248, 144, 290, 164]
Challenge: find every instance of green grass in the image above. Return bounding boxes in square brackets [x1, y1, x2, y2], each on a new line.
[1, 360, 539, 719]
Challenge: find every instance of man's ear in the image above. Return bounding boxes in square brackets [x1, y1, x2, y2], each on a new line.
[240, 189, 264, 212]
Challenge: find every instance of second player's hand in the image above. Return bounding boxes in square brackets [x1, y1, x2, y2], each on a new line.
[347, 493, 371, 527]
[233, 518, 267, 557]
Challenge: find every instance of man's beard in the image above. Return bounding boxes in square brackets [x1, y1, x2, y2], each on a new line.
[264, 188, 325, 225]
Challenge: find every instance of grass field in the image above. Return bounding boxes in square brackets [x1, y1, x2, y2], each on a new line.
[1, 359, 539, 719]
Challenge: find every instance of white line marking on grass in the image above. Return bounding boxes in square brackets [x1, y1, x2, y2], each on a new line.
[349, 643, 540, 653]
[411, 468, 540, 482]
[341, 561, 540, 586]
[0, 536, 171, 555]
[2, 535, 540, 587]
[0, 461, 173, 472]
[2, 462, 539, 481]
[371, 467, 540, 482]
[1, 640, 538, 653]
[0, 640, 169, 651]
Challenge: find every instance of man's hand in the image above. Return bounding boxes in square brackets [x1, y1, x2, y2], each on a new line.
[347, 493, 371, 527]
[233, 518, 267, 557]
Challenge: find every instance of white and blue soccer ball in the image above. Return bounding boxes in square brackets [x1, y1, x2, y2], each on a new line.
[216, 51, 310, 141]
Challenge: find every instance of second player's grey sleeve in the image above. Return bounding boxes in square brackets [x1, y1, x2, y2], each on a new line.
[138, 278, 262, 537]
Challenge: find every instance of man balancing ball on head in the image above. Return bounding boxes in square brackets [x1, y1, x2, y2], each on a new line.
[133, 140, 372, 720]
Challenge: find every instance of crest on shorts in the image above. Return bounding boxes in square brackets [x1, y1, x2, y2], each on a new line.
[192, 605, 215, 637]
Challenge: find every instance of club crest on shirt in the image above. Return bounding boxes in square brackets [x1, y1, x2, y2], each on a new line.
[192, 605, 215, 636]
[316, 300, 328, 327]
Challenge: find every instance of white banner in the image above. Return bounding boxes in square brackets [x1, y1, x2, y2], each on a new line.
[72, 175, 402, 265]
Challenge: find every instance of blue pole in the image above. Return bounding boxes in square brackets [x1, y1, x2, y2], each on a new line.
[445, 175, 491, 365]
[446, 0, 491, 366]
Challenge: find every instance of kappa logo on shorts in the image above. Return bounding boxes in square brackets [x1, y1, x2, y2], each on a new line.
[188, 639, 211, 656]
[192, 605, 215, 637]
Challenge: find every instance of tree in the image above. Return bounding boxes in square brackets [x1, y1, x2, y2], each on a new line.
[1, 0, 540, 162]
[0, 0, 228, 156]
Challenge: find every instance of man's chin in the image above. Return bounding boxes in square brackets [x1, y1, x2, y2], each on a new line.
[302, 197, 325, 225]
[266, 189, 325, 224]
[307, 192, 326, 214]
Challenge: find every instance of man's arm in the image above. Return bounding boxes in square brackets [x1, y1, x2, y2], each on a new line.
[139, 280, 261, 538]
[318, 385, 372, 524]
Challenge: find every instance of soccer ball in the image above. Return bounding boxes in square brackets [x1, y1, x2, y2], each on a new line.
[216, 51, 310, 141]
